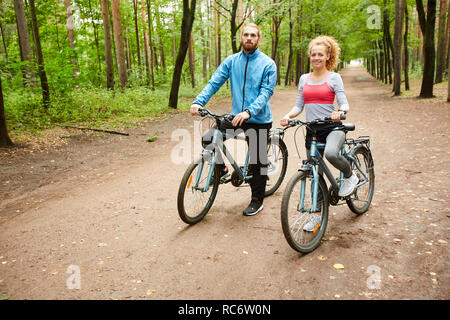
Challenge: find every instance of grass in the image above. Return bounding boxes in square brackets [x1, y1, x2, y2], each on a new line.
[3, 82, 232, 144]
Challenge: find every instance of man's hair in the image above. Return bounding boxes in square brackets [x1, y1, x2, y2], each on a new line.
[241, 23, 262, 39]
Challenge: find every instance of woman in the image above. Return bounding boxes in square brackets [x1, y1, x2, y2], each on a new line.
[280, 36, 358, 231]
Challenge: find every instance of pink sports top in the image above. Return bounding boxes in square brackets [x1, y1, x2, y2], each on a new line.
[302, 72, 335, 105]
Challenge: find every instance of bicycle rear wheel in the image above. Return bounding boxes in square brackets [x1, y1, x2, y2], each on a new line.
[281, 170, 329, 253]
[177, 157, 220, 225]
[264, 137, 288, 196]
[346, 146, 374, 215]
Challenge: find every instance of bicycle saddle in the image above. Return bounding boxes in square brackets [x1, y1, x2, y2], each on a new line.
[333, 123, 355, 132]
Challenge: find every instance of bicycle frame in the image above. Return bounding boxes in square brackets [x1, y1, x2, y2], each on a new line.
[193, 127, 252, 192]
[300, 138, 370, 212]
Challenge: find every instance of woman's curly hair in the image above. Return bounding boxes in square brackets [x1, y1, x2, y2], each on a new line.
[308, 36, 341, 71]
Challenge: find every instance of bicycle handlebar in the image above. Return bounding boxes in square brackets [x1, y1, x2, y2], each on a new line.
[287, 113, 346, 127]
[198, 107, 235, 121]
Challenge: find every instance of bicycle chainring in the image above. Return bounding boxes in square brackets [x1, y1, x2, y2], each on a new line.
[328, 186, 340, 205]
[231, 170, 244, 187]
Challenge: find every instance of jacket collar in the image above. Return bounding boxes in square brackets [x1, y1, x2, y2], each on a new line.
[241, 48, 260, 59]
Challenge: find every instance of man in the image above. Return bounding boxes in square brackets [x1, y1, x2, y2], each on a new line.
[190, 23, 277, 216]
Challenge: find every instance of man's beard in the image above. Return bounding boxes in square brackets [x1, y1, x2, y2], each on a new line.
[242, 41, 258, 52]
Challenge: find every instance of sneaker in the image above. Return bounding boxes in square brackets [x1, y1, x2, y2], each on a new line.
[243, 198, 264, 216]
[218, 165, 230, 182]
[338, 171, 359, 197]
[303, 214, 322, 232]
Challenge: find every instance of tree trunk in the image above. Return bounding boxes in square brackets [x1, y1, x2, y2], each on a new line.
[393, 0, 406, 95]
[155, 5, 166, 74]
[214, 0, 221, 67]
[146, 0, 157, 75]
[188, 34, 195, 88]
[88, 0, 102, 85]
[404, 4, 410, 90]
[111, 0, 127, 89]
[28, 0, 50, 108]
[0, 76, 13, 147]
[435, 0, 447, 83]
[383, 0, 394, 85]
[64, 0, 78, 74]
[285, 3, 293, 86]
[133, 0, 142, 72]
[100, 0, 114, 89]
[0, 0, 8, 64]
[13, 0, 37, 87]
[169, 0, 197, 109]
[230, 0, 240, 54]
[416, 0, 437, 98]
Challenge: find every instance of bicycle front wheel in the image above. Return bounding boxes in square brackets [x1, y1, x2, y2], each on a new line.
[346, 146, 375, 215]
[281, 170, 329, 253]
[177, 157, 220, 225]
[264, 137, 288, 197]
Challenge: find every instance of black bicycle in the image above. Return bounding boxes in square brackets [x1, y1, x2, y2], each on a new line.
[177, 108, 288, 225]
[280, 116, 375, 253]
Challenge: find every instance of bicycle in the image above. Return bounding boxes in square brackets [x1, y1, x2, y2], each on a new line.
[280, 116, 375, 253]
[177, 108, 288, 225]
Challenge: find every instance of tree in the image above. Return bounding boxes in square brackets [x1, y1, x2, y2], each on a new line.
[393, 0, 406, 96]
[64, 0, 78, 74]
[404, 3, 410, 91]
[13, 0, 37, 87]
[111, 0, 128, 88]
[29, 0, 50, 107]
[416, 0, 437, 98]
[169, 0, 197, 109]
[0, 75, 13, 147]
[435, 0, 447, 83]
[100, 0, 114, 89]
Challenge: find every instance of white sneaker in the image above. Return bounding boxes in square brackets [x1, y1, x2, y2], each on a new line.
[338, 172, 359, 197]
[303, 214, 322, 232]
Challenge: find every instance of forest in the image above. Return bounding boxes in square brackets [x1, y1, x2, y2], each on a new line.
[0, 0, 449, 147]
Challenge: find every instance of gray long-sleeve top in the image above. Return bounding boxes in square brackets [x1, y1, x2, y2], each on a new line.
[293, 72, 350, 122]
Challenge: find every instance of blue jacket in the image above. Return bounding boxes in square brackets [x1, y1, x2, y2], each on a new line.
[193, 48, 277, 124]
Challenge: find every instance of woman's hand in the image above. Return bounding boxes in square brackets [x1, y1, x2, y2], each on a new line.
[232, 111, 250, 127]
[280, 116, 290, 127]
[190, 104, 202, 116]
[331, 111, 345, 122]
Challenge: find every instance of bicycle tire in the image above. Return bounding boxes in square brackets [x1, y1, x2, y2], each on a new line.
[346, 146, 375, 215]
[177, 157, 220, 225]
[281, 170, 329, 253]
[264, 137, 288, 197]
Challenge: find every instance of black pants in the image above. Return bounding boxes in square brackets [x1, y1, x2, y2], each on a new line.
[202, 119, 272, 203]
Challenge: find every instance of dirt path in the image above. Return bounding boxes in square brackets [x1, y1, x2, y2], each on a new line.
[0, 66, 448, 300]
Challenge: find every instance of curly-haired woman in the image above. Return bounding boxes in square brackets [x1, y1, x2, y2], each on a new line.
[280, 36, 358, 230]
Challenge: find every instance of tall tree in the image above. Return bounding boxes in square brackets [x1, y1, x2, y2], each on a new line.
[29, 0, 50, 107]
[100, 0, 114, 89]
[132, 0, 142, 72]
[393, 0, 406, 95]
[188, 34, 195, 88]
[285, 2, 293, 86]
[64, 0, 79, 74]
[435, 0, 447, 83]
[404, 3, 410, 91]
[0, 0, 8, 64]
[111, 0, 127, 88]
[13, 0, 37, 87]
[141, 0, 154, 88]
[416, 0, 437, 98]
[169, 0, 197, 108]
[0, 75, 13, 147]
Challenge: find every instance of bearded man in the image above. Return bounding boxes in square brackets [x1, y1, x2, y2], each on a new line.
[190, 23, 277, 216]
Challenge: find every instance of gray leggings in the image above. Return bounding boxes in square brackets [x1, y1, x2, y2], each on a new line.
[307, 130, 352, 178]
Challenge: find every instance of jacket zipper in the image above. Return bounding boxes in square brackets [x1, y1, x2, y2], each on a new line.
[242, 55, 249, 112]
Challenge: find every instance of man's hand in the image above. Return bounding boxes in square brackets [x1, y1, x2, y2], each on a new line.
[232, 111, 250, 127]
[190, 103, 202, 116]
